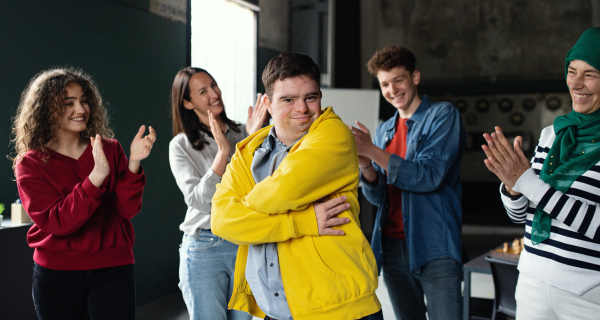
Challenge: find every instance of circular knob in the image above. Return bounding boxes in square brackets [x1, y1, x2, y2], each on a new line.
[509, 111, 525, 126]
[522, 98, 536, 111]
[546, 96, 562, 110]
[455, 99, 468, 113]
[475, 98, 490, 113]
[498, 98, 513, 113]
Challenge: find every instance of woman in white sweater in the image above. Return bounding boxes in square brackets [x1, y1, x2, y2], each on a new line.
[169, 67, 267, 320]
[482, 27, 600, 319]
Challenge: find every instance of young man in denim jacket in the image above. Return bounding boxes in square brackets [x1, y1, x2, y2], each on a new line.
[351, 46, 466, 320]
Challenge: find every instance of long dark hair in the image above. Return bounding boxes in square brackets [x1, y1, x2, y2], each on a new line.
[171, 67, 240, 151]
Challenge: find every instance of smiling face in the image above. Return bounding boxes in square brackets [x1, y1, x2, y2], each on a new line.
[377, 66, 421, 119]
[567, 60, 600, 115]
[184, 71, 224, 125]
[265, 75, 322, 146]
[57, 82, 90, 138]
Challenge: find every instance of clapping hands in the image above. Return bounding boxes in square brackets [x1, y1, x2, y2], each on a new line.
[481, 126, 529, 194]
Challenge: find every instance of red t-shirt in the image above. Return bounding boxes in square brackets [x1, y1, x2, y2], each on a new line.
[15, 139, 146, 270]
[383, 118, 408, 239]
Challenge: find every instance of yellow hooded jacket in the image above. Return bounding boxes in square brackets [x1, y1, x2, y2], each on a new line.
[211, 107, 381, 320]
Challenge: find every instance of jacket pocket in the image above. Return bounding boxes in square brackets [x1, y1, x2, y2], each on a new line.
[279, 236, 354, 313]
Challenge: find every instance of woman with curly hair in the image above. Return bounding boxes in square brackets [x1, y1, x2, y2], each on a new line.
[11, 67, 157, 320]
[169, 67, 266, 320]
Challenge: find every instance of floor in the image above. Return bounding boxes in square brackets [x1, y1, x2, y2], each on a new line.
[135, 225, 524, 320]
[136, 276, 395, 320]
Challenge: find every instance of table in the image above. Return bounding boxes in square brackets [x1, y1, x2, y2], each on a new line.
[464, 248, 520, 320]
[463, 252, 492, 320]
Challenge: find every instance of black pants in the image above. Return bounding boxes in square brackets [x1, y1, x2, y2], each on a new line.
[32, 263, 135, 320]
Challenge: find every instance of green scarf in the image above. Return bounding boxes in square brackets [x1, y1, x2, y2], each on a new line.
[531, 109, 600, 244]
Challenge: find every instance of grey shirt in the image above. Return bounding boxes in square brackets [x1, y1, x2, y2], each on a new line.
[168, 124, 247, 237]
[246, 127, 297, 320]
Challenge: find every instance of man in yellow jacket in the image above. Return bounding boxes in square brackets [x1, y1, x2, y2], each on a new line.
[211, 52, 382, 320]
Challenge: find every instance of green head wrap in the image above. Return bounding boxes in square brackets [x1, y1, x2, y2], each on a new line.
[565, 27, 600, 79]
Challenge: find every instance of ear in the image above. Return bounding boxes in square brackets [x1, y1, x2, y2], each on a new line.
[412, 70, 421, 85]
[183, 99, 194, 110]
[264, 95, 273, 114]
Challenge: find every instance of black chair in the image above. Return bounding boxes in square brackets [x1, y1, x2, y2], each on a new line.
[485, 255, 519, 320]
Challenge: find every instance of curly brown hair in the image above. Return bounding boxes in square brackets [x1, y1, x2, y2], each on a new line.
[10, 68, 114, 169]
[366, 46, 417, 76]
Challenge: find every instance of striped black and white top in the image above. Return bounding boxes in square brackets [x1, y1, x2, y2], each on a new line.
[501, 125, 600, 295]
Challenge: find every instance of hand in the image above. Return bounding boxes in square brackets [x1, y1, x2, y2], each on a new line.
[358, 155, 372, 168]
[246, 93, 268, 135]
[89, 134, 110, 188]
[314, 196, 351, 236]
[350, 122, 382, 183]
[209, 111, 231, 155]
[481, 126, 530, 192]
[128, 125, 156, 174]
[349, 121, 375, 157]
[129, 125, 156, 162]
[209, 111, 231, 176]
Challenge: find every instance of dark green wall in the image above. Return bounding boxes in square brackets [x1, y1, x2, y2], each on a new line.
[256, 46, 282, 93]
[0, 0, 188, 306]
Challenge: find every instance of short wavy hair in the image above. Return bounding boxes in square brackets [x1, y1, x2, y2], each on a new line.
[262, 52, 320, 98]
[367, 46, 417, 76]
[10, 68, 113, 169]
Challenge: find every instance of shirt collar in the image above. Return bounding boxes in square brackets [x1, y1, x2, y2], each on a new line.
[387, 95, 432, 132]
[408, 95, 432, 123]
[264, 126, 307, 151]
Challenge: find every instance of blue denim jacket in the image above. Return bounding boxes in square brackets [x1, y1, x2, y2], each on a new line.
[361, 95, 465, 275]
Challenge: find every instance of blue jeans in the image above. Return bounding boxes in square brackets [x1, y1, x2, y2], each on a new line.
[382, 237, 462, 320]
[179, 231, 251, 320]
[32, 263, 135, 320]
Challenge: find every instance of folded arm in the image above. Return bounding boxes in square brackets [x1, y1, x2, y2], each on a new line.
[211, 116, 357, 244]
[211, 154, 320, 245]
[17, 173, 104, 237]
[243, 119, 359, 214]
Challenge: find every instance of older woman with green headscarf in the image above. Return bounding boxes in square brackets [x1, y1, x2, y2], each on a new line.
[482, 27, 600, 319]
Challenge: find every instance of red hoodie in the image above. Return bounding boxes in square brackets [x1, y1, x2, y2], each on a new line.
[15, 139, 146, 270]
